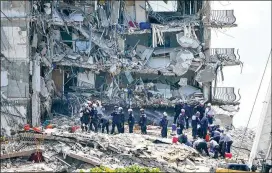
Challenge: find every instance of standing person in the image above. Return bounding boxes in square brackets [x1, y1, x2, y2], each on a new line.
[111, 106, 120, 134]
[138, 108, 147, 134]
[96, 101, 104, 119]
[205, 103, 214, 125]
[90, 104, 99, 132]
[177, 109, 186, 135]
[209, 139, 220, 158]
[174, 99, 184, 124]
[159, 112, 169, 138]
[192, 111, 200, 139]
[183, 102, 191, 129]
[200, 114, 209, 139]
[80, 104, 90, 132]
[100, 116, 110, 134]
[127, 109, 135, 133]
[194, 102, 205, 120]
[193, 138, 210, 157]
[118, 107, 125, 133]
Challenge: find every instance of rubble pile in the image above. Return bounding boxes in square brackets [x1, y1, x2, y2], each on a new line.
[227, 127, 255, 161]
[1, 127, 225, 172]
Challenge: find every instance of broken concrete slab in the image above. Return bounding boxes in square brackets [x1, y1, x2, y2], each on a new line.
[195, 64, 216, 83]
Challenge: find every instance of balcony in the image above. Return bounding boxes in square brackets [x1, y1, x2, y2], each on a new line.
[206, 48, 241, 66]
[212, 87, 241, 105]
[209, 10, 237, 27]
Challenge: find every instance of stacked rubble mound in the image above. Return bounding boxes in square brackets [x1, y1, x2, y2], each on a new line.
[1, 129, 217, 172]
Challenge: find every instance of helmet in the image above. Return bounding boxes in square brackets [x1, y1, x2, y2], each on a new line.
[163, 112, 168, 116]
[179, 99, 183, 103]
[196, 111, 200, 115]
[87, 100, 92, 104]
[128, 109, 133, 112]
[207, 103, 211, 107]
[140, 108, 144, 111]
[84, 103, 88, 107]
[181, 109, 185, 112]
[114, 106, 118, 108]
[118, 107, 123, 111]
[92, 104, 97, 108]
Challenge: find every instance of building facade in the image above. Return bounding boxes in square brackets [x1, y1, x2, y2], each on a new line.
[1, 0, 241, 131]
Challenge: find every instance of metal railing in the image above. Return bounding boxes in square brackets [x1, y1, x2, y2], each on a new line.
[212, 87, 239, 103]
[207, 48, 239, 63]
[210, 10, 236, 25]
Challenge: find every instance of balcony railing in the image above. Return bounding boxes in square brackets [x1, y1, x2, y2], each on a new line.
[206, 48, 240, 63]
[210, 10, 236, 26]
[212, 87, 241, 103]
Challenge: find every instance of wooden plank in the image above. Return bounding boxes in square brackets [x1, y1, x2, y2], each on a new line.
[67, 152, 101, 166]
[0, 149, 44, 159]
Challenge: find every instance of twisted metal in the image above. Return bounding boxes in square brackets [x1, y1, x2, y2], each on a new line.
[207, 48, 237, 62]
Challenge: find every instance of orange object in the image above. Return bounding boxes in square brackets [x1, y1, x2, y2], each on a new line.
[225, 152, 232, 159]
[24, 124, 30, 131]
[172, 136, 178, 144]
[46, 124, 53, 129]
[205, 134, 210, 142]
[32, 127, 41, 133]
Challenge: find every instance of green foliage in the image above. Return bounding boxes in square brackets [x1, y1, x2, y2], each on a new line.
[79, 169, 85, 173]
[89, 165, 161, 173]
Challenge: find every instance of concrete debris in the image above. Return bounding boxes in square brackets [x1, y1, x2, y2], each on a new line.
[195, 64, 216, 83]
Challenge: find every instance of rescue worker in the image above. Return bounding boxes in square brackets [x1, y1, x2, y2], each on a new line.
[80, 104, 90, 132]
[138, 108, 147, 134]
[209, 139, 220, 158]
[90, 104, 99, 132]
[220, 132, 233, 153]
[200, 114, 209, 139]
[100, 116, 110, 134]
[127, 109, 135, 133]
[194, 102, 205, 120]
[174, 99, 184, 124]
[118, 107, 125, 133]
[159, 112, 168, 138]
[183, 102, 191, 129]
[177, 109, 186, 135]
[111, 106, 121, 134]
[193, 138, 210, 157]
[205, 103, 214, 125]
[178, 133, 192, 147]
[210, 129, 221, 143]
[192, 111, 200, 139]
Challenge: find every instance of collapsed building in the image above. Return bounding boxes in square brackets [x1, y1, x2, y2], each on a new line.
[1, 0, 242, 133]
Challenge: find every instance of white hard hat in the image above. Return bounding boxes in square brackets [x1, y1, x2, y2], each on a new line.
[181, 109, 185, 112]
[140, 108, 144, 111]
[163, 112, 168, 116]
[196, 111, 200, 115]
[118, 107, 123, 111]
[179, 99, 183, 102]
[92, 104, 97, 108]
[87, 101, 92, 104]
[128, 109, 133, 112]
[207, 103, 211, 107]
[84, 103, 88, 107]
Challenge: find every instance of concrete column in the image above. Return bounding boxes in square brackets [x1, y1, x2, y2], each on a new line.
[203, 82, 211, 102]
[31, 55, 41, 126]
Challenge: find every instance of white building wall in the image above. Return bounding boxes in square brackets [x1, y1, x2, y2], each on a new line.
[248, 81, 271, 165]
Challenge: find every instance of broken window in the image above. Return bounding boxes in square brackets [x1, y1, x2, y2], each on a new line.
[60, 27, 73, 48]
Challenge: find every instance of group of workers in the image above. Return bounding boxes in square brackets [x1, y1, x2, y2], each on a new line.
[80, 101, 147, 134]
[159, 100, 233, 159]
[80, 100, 233, 159]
